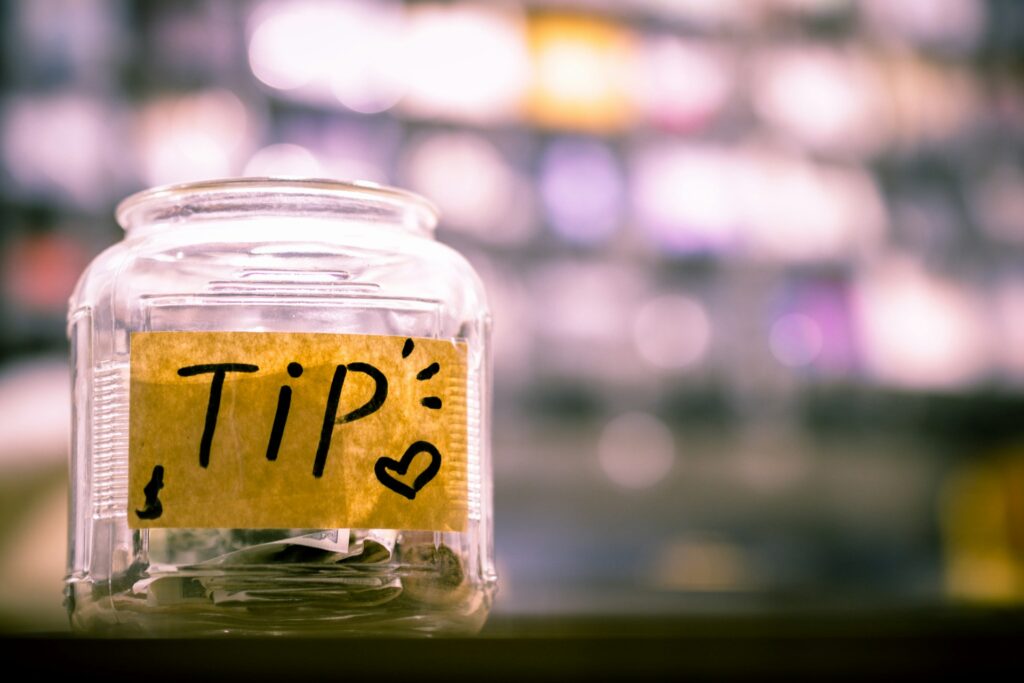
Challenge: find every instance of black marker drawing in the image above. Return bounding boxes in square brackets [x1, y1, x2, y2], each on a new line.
[169, 339, 449, 497]
[266, 362, 303, 462]
[178, 363, 259, 468]
[416, 362, 440, 380]
[135, 465, 165, 520]
[314, 361, 388, 478]
[374, 440, 442, 500]
[403, 339, 444, 412]
[334, 362, 388, 424]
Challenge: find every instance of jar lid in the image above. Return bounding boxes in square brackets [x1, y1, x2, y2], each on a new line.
[116, 177, 440, 234]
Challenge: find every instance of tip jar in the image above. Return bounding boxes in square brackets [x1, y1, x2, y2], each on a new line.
[66, 178, 495, 635]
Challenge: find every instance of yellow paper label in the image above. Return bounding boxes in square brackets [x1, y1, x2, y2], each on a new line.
[128, 332, 468, 531]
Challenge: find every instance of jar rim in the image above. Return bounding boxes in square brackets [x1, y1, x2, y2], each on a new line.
[115, 177, 440, 233]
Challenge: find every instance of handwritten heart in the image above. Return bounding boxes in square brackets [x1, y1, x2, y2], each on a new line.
[374, 441, 442, 500]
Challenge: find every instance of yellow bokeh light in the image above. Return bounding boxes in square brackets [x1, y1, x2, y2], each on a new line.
[527, 15, 635, 133]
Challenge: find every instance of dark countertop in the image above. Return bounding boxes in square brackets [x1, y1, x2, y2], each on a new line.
[5, 609, 1024, 680]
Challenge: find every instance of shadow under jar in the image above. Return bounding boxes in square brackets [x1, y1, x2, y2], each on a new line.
[66, 178, 495, 636]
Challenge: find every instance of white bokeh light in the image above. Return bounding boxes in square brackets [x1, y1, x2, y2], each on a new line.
[738, 151, 888, 263]
[855, 258, 992, 389]
[531, 262, 645, 347]
[0, 93, 119, 207]
[632, 144, 740, 254]
[248, 1, 407, 113]
[598, 412, 675, 489]
[632, 294, 712, 370]
[401, 132, 533, 244]
[632, 36, 733, 131]
[137, 89, 251, 187]
[248, 1, 337, 91]
[328, 4, 407, 114]
[752, 47, 887, 155]
[402, 4, 528, 123]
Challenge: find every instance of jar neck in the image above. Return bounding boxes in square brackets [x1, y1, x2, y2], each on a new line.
[116, 178, 439, 238]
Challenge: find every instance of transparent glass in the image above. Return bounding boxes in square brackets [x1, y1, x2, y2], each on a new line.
[66, 178, 495, 635]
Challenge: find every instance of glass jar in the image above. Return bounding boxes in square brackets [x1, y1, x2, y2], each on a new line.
[66, 178, 495, 635]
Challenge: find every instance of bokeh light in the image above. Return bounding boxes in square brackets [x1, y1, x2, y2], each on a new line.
[247, 0, 339, 91]
[769, 280, 857, 376]
[740, 154, 888, 263]
[649, 536, 752, 592]
[769, 313, 824, 368]
[752, 46, 887, 156]
[862, 0, 986, 53]
[885, 55, 979, 148]
[2, 232, 89, 314]
[248, 0, 407, 114]
[137, 89, 252, 187]
[539, 137, 624, 246]
[0, 93, 123, 207]
[631, 143, 739, 255]
[632, 294, 712, 370]
[528, 14, 634, 133]
[327, 2, 407, 114]
[630, 142, 888, 263]
[0, 359, 69, 472]
[401, 131, 533, 244]
[529, 261, 647, 383]
[402, 3, 528, 124]
[598, 412, 675, 489]
[632, 36, 733, 132]
[854, 258, 992, 389]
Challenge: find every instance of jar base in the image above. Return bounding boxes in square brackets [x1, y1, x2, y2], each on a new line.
[67, 574, 494, 637]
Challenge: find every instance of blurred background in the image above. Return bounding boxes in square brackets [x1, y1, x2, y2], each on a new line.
[1, 0, 1023, 632]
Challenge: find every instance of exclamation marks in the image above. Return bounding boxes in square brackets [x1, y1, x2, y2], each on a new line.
[403, 338, 443, 410]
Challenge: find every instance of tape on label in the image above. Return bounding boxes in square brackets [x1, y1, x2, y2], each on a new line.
[128, 332, 468, 532]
